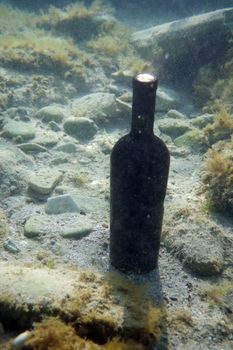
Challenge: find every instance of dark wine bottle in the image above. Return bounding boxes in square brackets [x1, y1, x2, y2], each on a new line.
[110, 73, 170, 274]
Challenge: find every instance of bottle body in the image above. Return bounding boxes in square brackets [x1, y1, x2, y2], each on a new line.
[110, 132, 169, 273]
[110, 73, 170, 274]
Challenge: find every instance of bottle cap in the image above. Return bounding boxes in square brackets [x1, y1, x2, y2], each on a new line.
[136, 73, 156, 83]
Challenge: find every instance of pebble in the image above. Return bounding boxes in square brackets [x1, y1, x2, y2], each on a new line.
[60, 221, 93, 239]
[11, 330, 31, 350]
[17, 143, 47, 153]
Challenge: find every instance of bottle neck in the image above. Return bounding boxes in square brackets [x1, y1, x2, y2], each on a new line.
[130, 74, 157, 136]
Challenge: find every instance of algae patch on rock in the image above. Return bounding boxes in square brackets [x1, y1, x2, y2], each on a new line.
[0, 264, 166, 350]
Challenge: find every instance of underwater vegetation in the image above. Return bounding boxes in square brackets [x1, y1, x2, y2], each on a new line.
[202, 137, 233, 215]
[0, 2, 152, 89]
[1, 269, 166, 350]
[203, 109, 233, 146]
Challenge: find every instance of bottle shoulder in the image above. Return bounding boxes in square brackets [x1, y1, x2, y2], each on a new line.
[111, 132, 169, 158]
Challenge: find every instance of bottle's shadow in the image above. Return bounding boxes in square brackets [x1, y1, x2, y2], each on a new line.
[104, 265, 168, 349]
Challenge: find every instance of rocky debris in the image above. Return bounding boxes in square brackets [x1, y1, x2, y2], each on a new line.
[157, 118, 191, 138]
[45, 194, 79, 215]
[132, 8, 233, 82]
[163, 210, 225, 276]
[60, 220, 93, 239]
[191, 113, 215, 128]
[35, 105, 66, 123]
[2, 119, 36, 142]
[63, 117, 98, 141]
[71, 92, 118, 125]
[28, 169, 63, 196]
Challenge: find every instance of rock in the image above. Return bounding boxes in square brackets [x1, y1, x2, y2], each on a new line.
[45, 194, 79, 215]
[24, 216, 47, 239]
[2, 119, 35, 141]
[17, 143, 47, 153]
[49, 121, 61, 132]
[0, 208, 8, 238]
[71, 92, 117, 125]
[63, 117, 98, 141]
[167, 109, 186, 119]
[3, 238, 20, 254]
[132, 8, 233, 83]
[60, 221, 93, 239]
[174, 129, 208, 153]
[35, 105, 66, 123]
[55, 142, 77, 154]
[28, 169, 63, 195]
[157, 118, 191, 138]
[0, 261, 163, 348]
[156, 88, 181, 112]
[163, 211, 224, 276]
[191, 114, 215, 128]
[34, 130, 60, 147]
[0, 146, 29, 198]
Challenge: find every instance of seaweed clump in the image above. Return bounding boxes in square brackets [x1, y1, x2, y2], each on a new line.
[24, 317, 146, 350]
[202, 138, 233, 215]
[203, 109, 233, 146]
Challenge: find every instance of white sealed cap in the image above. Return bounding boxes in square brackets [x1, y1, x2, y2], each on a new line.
[136, 73, 155, 82]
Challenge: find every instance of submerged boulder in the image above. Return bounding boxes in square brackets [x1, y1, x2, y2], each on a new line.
[132, 8, 233, 84]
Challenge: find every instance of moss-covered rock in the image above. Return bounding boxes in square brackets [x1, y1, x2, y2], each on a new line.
[157, 118, 191, 138]
[163, 208, 224, 276]
[174, 129, 208, 153]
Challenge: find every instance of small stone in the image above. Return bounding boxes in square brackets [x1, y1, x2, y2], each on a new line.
[3, 238, 20, 254]
[55, 142, 77, 154]
[45, 194, 79, 215]
[60, 222, 93, 239]
[11, 330, 31, 349]
[64, 117, 98, 141]
[28, 169, 63, 195]
[167, 109, 186, 119]
[35, 105, 66, 123]
[17, 143, 47, 153]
